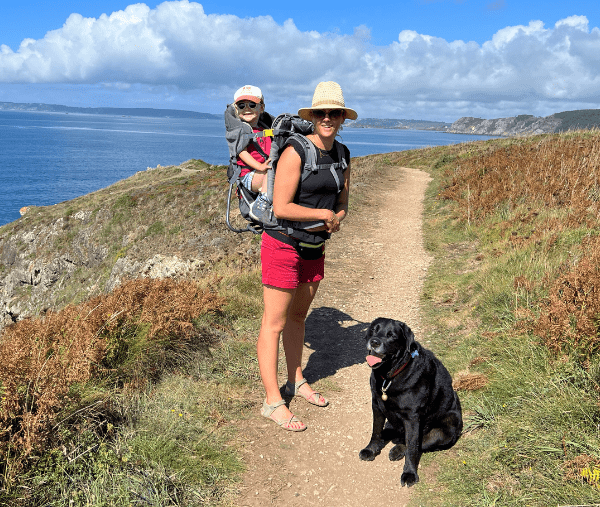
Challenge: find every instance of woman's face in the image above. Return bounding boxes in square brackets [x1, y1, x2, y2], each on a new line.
[236, 100, 264, 127]
[311, 108, 345, 139]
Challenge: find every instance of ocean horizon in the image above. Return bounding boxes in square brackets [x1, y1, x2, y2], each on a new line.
[0, 110, 494, 226]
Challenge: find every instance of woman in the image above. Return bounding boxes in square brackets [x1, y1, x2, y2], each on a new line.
[257, 81, 357, 431]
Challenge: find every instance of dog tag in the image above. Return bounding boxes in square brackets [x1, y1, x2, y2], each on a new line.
[381, 379, 391, 401]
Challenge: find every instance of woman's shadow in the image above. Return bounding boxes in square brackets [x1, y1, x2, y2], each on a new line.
[301, 306, 370, 382]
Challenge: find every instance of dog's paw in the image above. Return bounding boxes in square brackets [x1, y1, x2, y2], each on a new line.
[358, 448, 378, 461]
[388, 444, 406, 461]
[400, 471, 419, 488]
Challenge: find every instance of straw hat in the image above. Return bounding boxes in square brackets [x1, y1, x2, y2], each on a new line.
[298, 81, 358, 121]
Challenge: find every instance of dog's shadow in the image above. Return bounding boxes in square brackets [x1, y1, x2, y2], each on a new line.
[301, 306, 369, 382]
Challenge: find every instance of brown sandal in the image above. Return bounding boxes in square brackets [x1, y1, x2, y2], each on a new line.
[261, 399, 307, 432]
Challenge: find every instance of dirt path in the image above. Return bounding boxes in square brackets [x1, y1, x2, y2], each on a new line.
[236, 167, 433, 506]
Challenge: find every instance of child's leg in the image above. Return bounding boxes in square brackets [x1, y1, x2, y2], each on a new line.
[248, 169, 276, 225]
[240, 171, 256, 192]
[251, 171, 266, 193]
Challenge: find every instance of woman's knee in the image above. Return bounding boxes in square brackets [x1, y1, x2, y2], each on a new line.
[285, 309, 308, 327]
[261, 312, 287, 336]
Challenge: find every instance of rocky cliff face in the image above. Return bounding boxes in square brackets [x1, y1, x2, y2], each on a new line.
[450, 109, 600, 136]
[0, 161, 258, 331]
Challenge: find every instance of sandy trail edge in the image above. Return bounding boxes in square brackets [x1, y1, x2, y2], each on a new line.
[236, 167, 433, 506]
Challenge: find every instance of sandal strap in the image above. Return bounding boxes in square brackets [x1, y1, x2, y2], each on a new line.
[285, 378, 307, 395]
[279, 413, 306, 431]
[261, 398, 286, 418]
[261, 400, 306, 431]
[294, 378, 308, 390]
[285, 379, 329, 407]
[306, 391, 323, 403]
[282, 415, 302, 429]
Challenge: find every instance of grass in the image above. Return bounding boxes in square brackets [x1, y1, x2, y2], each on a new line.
[392, 131, 600, 506]
[0, 276, 259, 506]
[14, 348, 254, 507]
[3, 132, 600, 505]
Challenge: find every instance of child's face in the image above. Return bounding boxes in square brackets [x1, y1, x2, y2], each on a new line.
[236, 101, 263, 127]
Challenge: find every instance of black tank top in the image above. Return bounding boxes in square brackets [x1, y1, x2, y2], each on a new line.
[280, 137, 350, 244]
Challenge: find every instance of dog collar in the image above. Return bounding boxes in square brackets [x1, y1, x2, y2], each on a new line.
[380, 350, 419, 401]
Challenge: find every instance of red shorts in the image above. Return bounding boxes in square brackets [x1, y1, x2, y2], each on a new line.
[261, 232, 325, 289]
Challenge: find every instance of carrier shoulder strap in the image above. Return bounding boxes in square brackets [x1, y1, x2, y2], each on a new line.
[250, 114, 275, 160]
[288, 134, 347, 193]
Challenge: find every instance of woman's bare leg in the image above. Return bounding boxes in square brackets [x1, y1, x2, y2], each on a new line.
[257, 284, 305, 429]
[282, 281, 319, 384]
[282, 281, 327, 404]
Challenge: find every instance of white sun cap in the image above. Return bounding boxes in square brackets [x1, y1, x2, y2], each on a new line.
[234, 85, 263, 104]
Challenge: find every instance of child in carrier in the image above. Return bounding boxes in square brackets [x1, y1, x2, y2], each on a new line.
[232, 85, 273, 223]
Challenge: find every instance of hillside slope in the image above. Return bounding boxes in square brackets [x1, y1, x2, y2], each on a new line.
[0, 160, 257, 331]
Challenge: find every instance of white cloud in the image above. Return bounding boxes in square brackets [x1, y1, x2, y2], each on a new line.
[1, 0, 600, 120]
[490, 20, 546, 47]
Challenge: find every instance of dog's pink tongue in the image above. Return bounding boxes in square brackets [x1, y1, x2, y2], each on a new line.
[366, 355, 382, 367]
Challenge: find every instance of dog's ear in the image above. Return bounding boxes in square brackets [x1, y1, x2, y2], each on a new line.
[399, 321, 417, 353]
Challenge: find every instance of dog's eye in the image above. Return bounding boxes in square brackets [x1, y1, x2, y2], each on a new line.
[387, 331, 395, 338]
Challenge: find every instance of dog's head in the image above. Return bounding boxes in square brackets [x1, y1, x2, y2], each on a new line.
[364, 318, 416, 370]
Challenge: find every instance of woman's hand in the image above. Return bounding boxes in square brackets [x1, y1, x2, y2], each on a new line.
[325, 210, 340, 233]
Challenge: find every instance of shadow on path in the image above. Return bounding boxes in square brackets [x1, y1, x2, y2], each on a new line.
[302, 306, 370, 383]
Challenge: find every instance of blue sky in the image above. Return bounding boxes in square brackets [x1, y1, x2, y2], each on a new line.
[1, 0, 600, 121]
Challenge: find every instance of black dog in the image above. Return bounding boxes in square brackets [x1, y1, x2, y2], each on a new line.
[359, 318, 463, 487]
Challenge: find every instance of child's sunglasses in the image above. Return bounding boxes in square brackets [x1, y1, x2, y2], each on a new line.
[236, 101, 258, 110]
[312, 109, 343, 120]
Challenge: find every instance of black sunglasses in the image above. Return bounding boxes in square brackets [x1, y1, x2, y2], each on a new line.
[236, 101, 258, 110]
[312, 109, 343, 120]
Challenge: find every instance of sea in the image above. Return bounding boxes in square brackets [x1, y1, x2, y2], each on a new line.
[0, 110, 494, 226]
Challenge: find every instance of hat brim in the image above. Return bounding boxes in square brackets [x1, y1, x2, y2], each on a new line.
[298, 105, 358, 121]
[235, 95, 262, 104]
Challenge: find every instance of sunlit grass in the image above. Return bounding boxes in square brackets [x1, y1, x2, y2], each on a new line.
[395, 132, 600, 506]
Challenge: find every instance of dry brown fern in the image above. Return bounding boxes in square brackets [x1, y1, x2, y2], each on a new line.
[535, 236, 600, 359]
[0, 278, 224, 462]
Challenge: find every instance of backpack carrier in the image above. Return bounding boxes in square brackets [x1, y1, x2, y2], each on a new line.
[224, 104, 347, 234]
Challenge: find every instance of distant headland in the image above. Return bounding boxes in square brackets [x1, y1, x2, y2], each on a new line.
[0, 101, 221, 120]
[449, 109, 600, 136]
[345, 117, 452, 131]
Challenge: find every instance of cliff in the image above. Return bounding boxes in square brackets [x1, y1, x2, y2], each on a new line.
[0, 161, 257, 332]
[450, 109, 600, 136]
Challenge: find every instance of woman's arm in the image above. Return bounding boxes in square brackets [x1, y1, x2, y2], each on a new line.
[272, 146, 338, 228]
